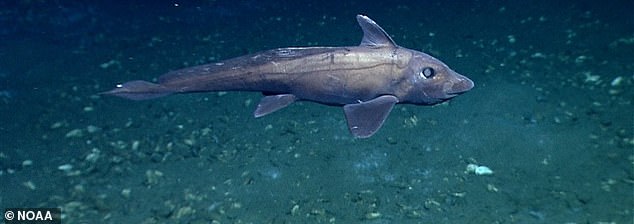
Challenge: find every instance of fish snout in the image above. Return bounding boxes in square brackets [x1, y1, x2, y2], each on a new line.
[444, 75, 474, 96]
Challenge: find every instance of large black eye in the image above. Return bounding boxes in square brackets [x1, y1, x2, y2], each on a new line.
[420, 67, 435, 79]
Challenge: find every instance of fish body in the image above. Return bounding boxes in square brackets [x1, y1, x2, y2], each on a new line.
[103, 15, 474, 138]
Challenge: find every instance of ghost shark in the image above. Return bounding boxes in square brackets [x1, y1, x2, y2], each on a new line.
[103, 15, 474, 138]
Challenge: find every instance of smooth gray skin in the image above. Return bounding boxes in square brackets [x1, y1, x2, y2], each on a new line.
[103, 15, 474, 138]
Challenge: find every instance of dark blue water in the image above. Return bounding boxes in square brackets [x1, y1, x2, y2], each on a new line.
[1, 1, 632, 223]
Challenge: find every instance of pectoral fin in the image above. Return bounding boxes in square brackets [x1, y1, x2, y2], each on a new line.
[343, 95, 398, 138]
[254, 94, 298, 118]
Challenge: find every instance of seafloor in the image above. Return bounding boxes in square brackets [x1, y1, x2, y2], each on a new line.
[1, 1, 632, 223]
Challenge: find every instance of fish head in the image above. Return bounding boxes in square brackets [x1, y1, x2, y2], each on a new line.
[398, 51, 474, 105]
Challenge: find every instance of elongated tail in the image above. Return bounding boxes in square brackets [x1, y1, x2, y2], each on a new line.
[101, 80, 174, 100]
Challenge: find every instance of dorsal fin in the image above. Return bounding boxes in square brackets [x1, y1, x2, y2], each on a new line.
[356, 15, 397, 47]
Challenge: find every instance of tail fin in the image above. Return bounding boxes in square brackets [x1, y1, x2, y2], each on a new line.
[101, 80, 173, 100]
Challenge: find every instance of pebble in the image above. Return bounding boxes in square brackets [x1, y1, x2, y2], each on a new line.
[365, 212, 382, 219]
[610, 76, 623, 86]
[290, 204, 300, 216]
[583, 72, 600, 83]
[22, 160, 33, 167]
[475, 166, 494, 175]
[86, 125, 100, 133]
[65, 129, 84, 138]
[131, 140, 140, 150]
[50, 121, 65, 129]
[100, 59, 120, 69]
[121, 188, 131, 198]
[23, 181, 36, 190]
[58, 164, 73, 171]
[85, 148, 100, 163]
[145, 170, 164, 185]
[466, 164, 494, 176]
